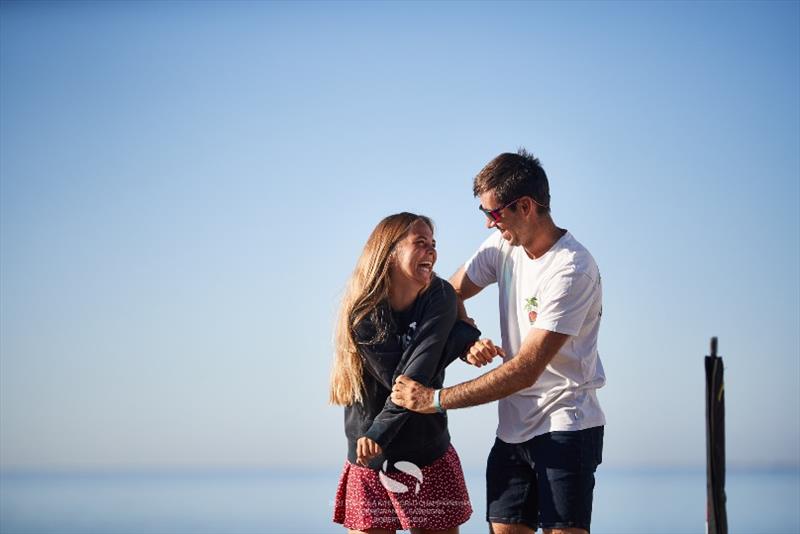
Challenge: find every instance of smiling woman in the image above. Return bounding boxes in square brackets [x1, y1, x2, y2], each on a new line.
[328, 212, 481, 534]
[386, 219, 437, 310]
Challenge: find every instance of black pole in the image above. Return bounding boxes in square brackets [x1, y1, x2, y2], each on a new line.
[705, 336, 728, 534]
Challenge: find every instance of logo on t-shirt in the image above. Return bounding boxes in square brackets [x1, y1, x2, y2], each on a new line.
[398, 321, 417, 350]
[524, 296, 539, 325]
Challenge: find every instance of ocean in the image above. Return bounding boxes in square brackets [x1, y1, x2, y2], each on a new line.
[1, 468, 798, 533]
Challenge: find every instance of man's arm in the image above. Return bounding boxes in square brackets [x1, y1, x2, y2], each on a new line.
[391, 327, 570, 413]
[449, 266, 502, 367]
[449, 266, 483, 322]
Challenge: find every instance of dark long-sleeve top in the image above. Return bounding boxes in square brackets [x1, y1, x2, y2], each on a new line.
[344, 276, 481, 470]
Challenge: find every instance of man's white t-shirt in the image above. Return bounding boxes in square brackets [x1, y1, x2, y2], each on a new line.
[465, 230, 606, 443]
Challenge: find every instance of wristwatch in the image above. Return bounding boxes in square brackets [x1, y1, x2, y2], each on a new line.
[433, 389, 445, 413]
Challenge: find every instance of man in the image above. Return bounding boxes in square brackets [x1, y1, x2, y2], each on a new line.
[391, 149, 606, 534]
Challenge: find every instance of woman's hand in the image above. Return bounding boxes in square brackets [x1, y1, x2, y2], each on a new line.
[465, 338, 505, 367]
[356, 437, 383, 466]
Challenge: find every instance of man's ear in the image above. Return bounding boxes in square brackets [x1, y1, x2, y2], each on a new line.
[521, 196, 534, 216]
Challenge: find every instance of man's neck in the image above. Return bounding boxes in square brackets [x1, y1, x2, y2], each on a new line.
[523, 219, 566, 259]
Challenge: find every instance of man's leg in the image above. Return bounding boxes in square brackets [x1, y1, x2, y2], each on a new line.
[533, 427, 603, 534]
[489, 523, 535, 534]
[488, 526, 586, 534]
[485, 438, 538, 532]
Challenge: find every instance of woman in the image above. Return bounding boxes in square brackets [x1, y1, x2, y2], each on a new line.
[330, 212, 479, 534]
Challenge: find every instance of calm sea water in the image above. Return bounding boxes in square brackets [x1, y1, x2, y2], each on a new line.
[1, 468, 798, 533]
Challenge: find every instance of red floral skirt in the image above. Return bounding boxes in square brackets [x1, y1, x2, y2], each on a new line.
[332, 444, 472, 531]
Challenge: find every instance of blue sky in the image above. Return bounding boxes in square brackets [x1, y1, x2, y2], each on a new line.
[1, 1, 798, 472]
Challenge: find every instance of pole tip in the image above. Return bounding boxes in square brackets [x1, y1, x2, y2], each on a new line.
[710, 337, 718, 357]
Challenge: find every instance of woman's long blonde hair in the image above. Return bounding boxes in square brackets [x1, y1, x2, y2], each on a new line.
[329, 212, 434, 406]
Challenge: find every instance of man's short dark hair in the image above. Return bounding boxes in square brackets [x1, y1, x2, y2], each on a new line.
[473, 148, 550, 214]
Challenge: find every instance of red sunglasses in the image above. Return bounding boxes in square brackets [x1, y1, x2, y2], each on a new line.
[478, 197, 524, 222]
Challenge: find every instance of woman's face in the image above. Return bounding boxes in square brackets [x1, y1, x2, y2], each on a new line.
[389, 219, 437, 291]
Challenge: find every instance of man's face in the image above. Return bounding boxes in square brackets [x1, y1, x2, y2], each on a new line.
[478, 190, 525, 246]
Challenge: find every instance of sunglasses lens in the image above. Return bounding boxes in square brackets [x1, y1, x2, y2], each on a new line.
[479, 205, 503, 222]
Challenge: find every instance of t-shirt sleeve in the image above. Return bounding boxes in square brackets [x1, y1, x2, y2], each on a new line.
[533, 268, 598, 336]
[464, 232, 503, 288]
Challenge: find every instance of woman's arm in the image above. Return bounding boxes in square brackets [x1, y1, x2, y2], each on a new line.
[362, 279, 458, 451]
[354, 316, 402, 391]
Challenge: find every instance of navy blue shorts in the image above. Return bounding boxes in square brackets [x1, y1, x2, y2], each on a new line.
[486, 426, 604, 532]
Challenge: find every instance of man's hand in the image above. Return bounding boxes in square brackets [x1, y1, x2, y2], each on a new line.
[465, 338, 505, 367]
[356, 437, 382, 466]
[391, 375, 437, 414]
